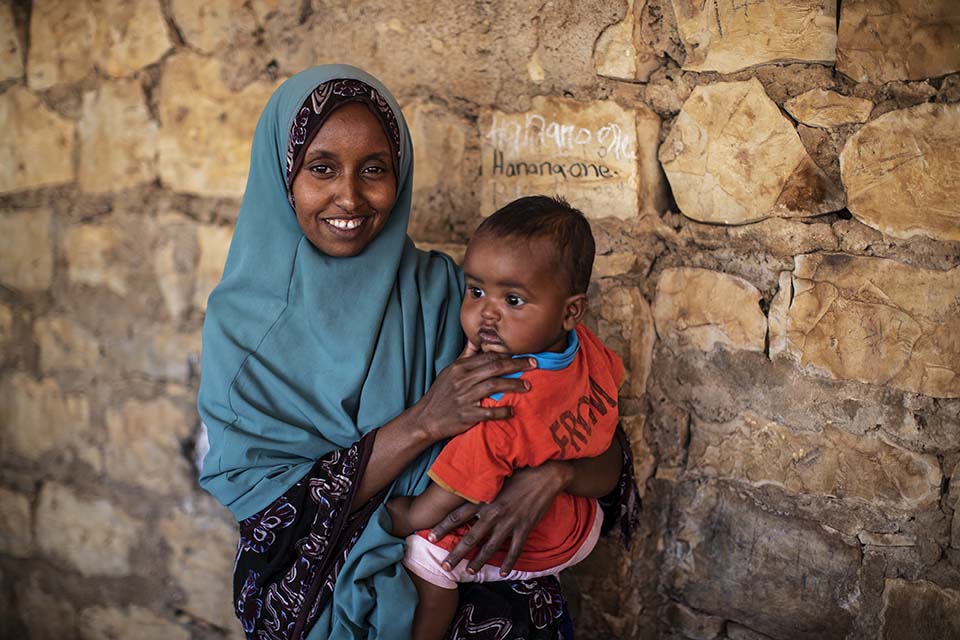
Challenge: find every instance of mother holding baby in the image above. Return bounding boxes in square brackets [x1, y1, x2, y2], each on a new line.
[198, 64, 632, 639]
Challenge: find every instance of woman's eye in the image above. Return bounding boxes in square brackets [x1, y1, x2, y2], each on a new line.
[467, 287, 484, 299]
[310, 164, 332, 176]
[363, 165, 386, 175]
[505, 294, 525, 307]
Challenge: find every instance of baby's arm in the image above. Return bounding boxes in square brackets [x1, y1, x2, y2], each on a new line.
[387, 482, 467, 538]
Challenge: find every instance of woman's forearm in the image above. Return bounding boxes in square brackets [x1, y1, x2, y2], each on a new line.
[563, 434, 623, 498]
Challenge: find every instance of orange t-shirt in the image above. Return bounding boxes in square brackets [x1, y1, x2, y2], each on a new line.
[423, 324, 624, 572]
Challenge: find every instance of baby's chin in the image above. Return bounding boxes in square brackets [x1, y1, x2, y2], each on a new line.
[479, 342, 512, 355]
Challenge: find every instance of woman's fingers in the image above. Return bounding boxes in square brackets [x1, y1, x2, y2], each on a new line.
[440, 508, 498, 571]
[429, 502, 480, 545]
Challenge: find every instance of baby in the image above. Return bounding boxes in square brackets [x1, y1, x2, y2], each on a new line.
[388, 195, 624, 639]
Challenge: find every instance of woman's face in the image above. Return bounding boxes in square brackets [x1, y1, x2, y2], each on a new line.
[290, 102, 398, 257]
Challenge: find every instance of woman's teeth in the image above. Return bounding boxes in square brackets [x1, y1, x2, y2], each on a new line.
[326, 218, 363, 230]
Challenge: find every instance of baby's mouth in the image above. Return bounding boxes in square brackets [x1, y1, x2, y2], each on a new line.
[477, 328, 503, 346]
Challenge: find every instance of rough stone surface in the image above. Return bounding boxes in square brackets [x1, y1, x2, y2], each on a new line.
[840, 102, 960, 242]
[0, 1, 23, 82]
[837, 0, 960, 84]
[660, 79, 844, 224]
[17, 577, 78, 639]
[660, 600, 724, 640]
[110, 327, 202, 383]
[671, 0, 837, 74]
[158, 52, 279, 198]
[665, 483, 860, 639]
[480, 97, 664, 220]
[770, 253, 960, 398]
[880, 578, 960, 639]
[784, 89, 873, 128]
[35, 483, 142, 577]
[594, 0, 663, 83]
[0, 88, 75, 193]
[652, 267, 766, 354]
[63, 225, 129, 296]
[593, 283, 655, 398]
[0, 487, 32, 557]
[193, 224, 233, 312]
[622, 414, 656, 499]
[78, 79, 159, 193]
[0, 373, 91, 462]
[688, 412, 941, 512]
[0, 209, 54, 291]
[80, 605, 191, 640]
[170, 0, 259, 55]
[34, 316, 103, 372]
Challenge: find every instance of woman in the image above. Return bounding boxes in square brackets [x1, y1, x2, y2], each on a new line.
[198, 65, 633, 639]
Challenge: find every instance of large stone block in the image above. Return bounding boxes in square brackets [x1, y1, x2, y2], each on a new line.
[152, 213, 201, 322]
[837, 0, 960, 84]
[80, 606, 190, 640]
[63, 225, 129, 296]
[158, 52, 279, 198]
[111, 327, 202, 383]
[0, 487, 32, 557]
[0, 88, 75, 193]
[770, 253, 960, 398]
[665, 483, 859, 639]
[594, 0, 663, 83]
[688, 412, 941, 512]
[840, 102, 960, 242]
[880, 579, 960, 639]
[784, 89, 873, 129]
[0, 373, 91, 462]
[671, 0, 837, 74]
[79, 79, 159, 193]
[0, 209, 54, 291]
[34, 316, 102, 372]
[35, 483, 143, 577]
[652, 267, 766, 353]
[170, 0, 258, 54]
[480, 97, 665, 220]
[0, 1, 23, 82]
[27, 0, 171, 89]
[593, 283, 656, 397]
[194, 224, 234, 312]
[17, 576, 78, 639]
[660, 79, 843, 224]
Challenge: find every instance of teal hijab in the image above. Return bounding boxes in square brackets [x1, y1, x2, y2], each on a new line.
[198, 65, 463, 637]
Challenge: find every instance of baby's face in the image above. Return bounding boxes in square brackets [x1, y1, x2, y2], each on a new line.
[460, 233, 573, 355]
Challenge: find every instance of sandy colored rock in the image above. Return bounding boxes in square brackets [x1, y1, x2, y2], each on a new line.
[0, 303, 12, 343]
[784, 89, 873, 128]
[594, 0, 662, 83]
[27, 0, 171, 89]
[17, 576, 78, 639]
[840, 102, 960, 242]
[881, 579, 960, 639]
[660, 79, 844, 224]
[34, 316, 102, 372]
[0, 209, 54, 291]
[111, 326, 202, 383]
[621, 414, 655, 498]
[770, 253, 960, 398]
[80, 606, 190, 640]
[160, 510, 237, 629]
[660, 601, 725, 640]
[79, 79, 159, 193]
[481, 97, 664, 220]
[194, 224, 234, 311]
[170, 0, 258, 54]
[0, 487, 32, 557]
[0, 373, 91, 461]
[594, 252, 637, 278]
[0, 1, 23, 81]
[652, 267, 766, 353]
[35, 482, 142, 577]
[105, 397, 194, 495]
[158, 52, 279, 198]
[671, 0, 837, 74]
[0, 88, 75, 193]
[593, 283, 655, 397]
[837, 0, 960, 84]
[63, 225, 129, 296]
[689, 412, 941, 512]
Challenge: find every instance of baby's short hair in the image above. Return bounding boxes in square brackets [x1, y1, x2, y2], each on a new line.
[475, 195, 595, 295]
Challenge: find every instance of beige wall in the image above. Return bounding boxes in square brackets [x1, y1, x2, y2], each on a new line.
[1, 0, 958, 638]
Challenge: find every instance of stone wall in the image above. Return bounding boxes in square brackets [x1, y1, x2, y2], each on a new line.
[0, 1, 957, 638]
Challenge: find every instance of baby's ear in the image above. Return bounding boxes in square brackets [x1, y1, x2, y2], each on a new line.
[563, 293, 588, 330]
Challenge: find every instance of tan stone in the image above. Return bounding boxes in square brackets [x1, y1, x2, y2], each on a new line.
[0, 487, 32, 557]
[593, 284, 655, 397]
[79, 79, 159, 193]
[0, 209, 54, 291]
[80, 606, 190, 640]
[672, 0, 837, 74]
[34, 316, 102, 372]
[0, 1, 23, 81]
[17, 576, 77, 639]
[480, 97, 664, 220]
[160, 510, 237, 629]
[404, 100, 468, 197]
[594, 252, 637, 278]
[0, 373, 91, 461]
[621, 415, 655, 499]
[0, 88, 75, 192]
[194, 224, 234, 311]
[689, 412, 941, 512]
[660, 79, 844, 224]
[105, 397, 194, 495]
[35, 482, 142, 576]
[158, 52, 279, 198]
[170, 0, 258, 54]
[113, 327, 202, 383]
[415, 242, 466, 266]
[594, 0, 662, 83]
[840, 103, 960, 242]
[63, 225, 129, 296]
[661, 601, 725, 640]
[837, 0, 960, 84]
[881, 579, 960, 639]
[769, 253, 960, 398]
[784, 89, 873, 128]
[0, 303, 12, 343]
[27, 0, 171, 89]
[652, 267, 766, 353]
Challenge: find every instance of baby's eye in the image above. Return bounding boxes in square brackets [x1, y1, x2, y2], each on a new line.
[467, 286, 484, 299]
[505, 294, 526, 307]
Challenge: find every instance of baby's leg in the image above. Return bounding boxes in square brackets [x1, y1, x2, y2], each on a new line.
[410, 571, 458, 640]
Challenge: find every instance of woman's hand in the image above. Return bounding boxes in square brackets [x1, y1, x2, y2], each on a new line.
[414, 343, 536, 443]
[429, 461, 572, 575]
